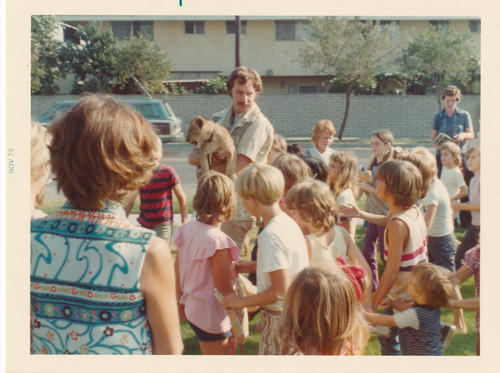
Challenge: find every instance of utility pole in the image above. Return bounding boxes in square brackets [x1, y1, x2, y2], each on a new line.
[235, 16, 241, 67]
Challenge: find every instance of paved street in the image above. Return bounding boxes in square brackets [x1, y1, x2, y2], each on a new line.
[45, 141, 434, 202]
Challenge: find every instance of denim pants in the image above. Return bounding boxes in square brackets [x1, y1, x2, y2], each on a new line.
[362, 222, 386, 292]
[428, 233, 457, 272]
[377, 308, 401, 355]
[455, 225, 480, 270]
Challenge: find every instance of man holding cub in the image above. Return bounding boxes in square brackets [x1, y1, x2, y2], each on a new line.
[188, 66, 274, 251]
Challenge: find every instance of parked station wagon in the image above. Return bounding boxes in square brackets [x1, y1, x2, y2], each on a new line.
[35, 98, 184, 143]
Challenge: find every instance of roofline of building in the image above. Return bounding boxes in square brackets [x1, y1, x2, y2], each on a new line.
[56, 15, 480, 22]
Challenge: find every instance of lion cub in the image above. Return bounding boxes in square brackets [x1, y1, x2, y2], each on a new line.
[186, 116, 237, 180]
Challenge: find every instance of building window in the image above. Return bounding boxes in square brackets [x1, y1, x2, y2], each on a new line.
[429, 20, 449, 31]
[111, 21, 154, 40]
[62, 22, 84, 44]
[469, 20, 481, 33]
[379, 20, 400, 39]
[287, 84, 319, 94]
[226, 20, 247, 34]
[275, 20, 314, 41]
[276, 21, 295, 40]
[185, 21, 205, 34]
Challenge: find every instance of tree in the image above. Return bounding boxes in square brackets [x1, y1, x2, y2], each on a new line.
[298, 17, 399, 139]
[398, 26, 478, 109]
[113, 34, 174, 94]
[31, 15, 64, 94]
[60, 22, 118, 93]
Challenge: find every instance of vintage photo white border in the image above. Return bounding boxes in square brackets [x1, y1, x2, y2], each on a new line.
[4, 0, 500, 371]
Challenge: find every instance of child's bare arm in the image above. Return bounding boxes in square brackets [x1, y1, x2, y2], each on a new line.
[366, 312, 398, 327]
[454, 265, 474, 285]
[234, 259, 257, 274]
[210, 249, 236, 296]
[451, 185, 468, 201]
[338, 203, 390, 226]
[173, 249, 185, 321]
[358, 180, 377, 195]
[447, 297, 480, 310]
[423, 204, 437, 229]
[172, 184, 188, 223]
[451, 202, 480, 212]
[342, 228, 372, 306]
[141, 237, 183, 354]
[372, 219, 407, 310]
[222, 268, 290, 309]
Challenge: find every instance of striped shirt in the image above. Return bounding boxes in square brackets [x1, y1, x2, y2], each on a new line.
[394, 305, 442, 355]
[138, 164, 179, 229]
[384, 205, 428, 271]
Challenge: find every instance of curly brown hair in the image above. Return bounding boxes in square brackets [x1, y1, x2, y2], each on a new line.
[285, 178, 337, 233]
[226, 66, 263, 96]
[48, 95, 159, 211]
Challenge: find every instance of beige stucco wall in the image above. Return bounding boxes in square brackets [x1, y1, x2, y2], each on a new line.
[152, 20, 310, 76]
[399, 20, 480, 55]
[150, 19, 480, 77]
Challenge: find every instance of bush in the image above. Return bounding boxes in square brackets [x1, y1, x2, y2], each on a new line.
[195, 74, 227, 94]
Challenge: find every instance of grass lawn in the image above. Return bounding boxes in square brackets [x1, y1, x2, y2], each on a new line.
[178, 224, 477, 355]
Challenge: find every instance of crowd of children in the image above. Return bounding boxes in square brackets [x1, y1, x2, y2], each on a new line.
[31, 93, 481, 357]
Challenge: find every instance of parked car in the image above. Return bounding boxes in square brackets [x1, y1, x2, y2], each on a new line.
[35, 98, 184, 142]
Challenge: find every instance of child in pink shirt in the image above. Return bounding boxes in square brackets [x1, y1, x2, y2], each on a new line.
[174, 171, 239, 354]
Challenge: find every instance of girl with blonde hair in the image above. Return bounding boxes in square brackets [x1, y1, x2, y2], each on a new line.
[278, 263, 369, 355]
[31, 121, 51, 219]
[328, 151, 359, 238]
[174, 171, 240, 355]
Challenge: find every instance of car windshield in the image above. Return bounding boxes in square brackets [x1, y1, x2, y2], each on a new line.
[41, 103, 75, 121]
[131, 102, 170, 120]
[38, 100, 174, 123]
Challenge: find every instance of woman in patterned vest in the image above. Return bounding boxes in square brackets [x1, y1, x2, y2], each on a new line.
[30, 95, 183, 355]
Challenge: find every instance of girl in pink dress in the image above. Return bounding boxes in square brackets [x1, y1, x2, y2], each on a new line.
[174, 171, 240, 354]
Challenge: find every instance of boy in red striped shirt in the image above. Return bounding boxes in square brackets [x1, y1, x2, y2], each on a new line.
[137, 137, 188, 242]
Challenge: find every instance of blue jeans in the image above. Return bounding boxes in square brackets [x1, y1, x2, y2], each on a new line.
[428, 233, 457, 272]
[377, 308, 401, 355]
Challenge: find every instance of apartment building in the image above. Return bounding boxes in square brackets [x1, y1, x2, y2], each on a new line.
[56, 15, 481, 94]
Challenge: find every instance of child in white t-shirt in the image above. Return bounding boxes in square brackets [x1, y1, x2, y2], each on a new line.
[222, 163, 309, 355]
[413, 147, 466, 333]
[439, 142, 468, 223]
[304, 119, 335, 164]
